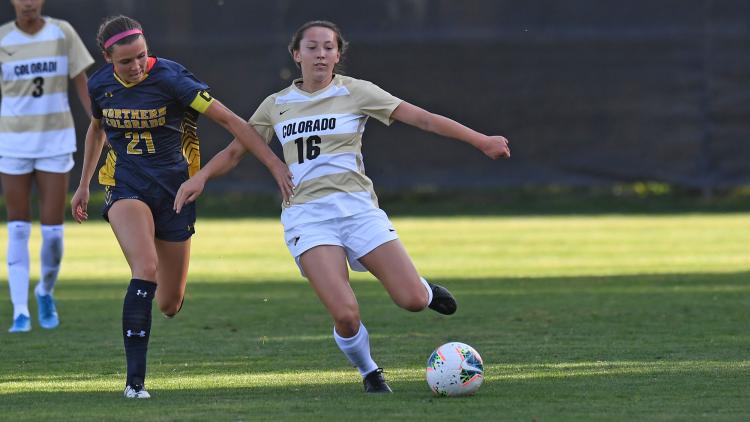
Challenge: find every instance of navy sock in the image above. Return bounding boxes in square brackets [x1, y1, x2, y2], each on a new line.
[122, 278, 156, 387]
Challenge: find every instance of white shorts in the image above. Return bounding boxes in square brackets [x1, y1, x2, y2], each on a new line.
[284, 208, 400, 277]
[0, 153, 74, 175]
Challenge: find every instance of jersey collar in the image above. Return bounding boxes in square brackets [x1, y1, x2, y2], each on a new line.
[13, 16, 47, 37]
[292, 74, 338, 96]
[113, 56, 158, 88]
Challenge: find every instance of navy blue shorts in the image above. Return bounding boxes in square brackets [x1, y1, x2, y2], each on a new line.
[102, 184, 196, 242]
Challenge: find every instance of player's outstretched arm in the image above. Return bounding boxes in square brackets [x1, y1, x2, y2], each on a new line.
[390, 101, 510, 159]
[71, 119, 107, 223]
[173, 140, 247, 214]
[202, 100, 294, 202]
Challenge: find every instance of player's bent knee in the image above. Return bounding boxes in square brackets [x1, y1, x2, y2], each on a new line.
[395, 291, 430, 312]
[158, 299, 182, 317]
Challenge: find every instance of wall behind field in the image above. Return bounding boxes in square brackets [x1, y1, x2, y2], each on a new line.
[3, 0, 748, 193]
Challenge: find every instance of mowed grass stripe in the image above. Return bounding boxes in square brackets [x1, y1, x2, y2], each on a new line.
[4, 360, 748, 393]
[4, 214, 749, 282]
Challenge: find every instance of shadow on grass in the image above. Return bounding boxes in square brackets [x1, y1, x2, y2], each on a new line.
[3, 365, 749, 421]
[1, 271, 749, 420]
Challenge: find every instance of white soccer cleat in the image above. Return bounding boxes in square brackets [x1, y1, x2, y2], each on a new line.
[124, 385, 151, 399]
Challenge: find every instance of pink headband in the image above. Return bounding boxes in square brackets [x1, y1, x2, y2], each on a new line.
[104, 28, 143, 49]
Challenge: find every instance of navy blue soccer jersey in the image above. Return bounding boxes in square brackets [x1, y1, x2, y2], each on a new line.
[88, 57, 214, 196]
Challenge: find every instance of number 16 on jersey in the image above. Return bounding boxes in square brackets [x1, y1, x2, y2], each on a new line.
[294, 135, 321, 164]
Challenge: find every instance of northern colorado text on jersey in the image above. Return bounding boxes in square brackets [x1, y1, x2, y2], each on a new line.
[102, 106, 167, 129]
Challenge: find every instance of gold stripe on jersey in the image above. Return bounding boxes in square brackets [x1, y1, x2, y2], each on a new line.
[189, 90, 214, 113]
[98, 147, 117, 186]
[0, 39, 62, 62]
[180, 109, 201, 177]
[281, 132, 362, 166]
[0, 111, 73, 133]
[0, 19, 93, 74]
[0, 75, 68, 97]
[289, 171, 378, 207]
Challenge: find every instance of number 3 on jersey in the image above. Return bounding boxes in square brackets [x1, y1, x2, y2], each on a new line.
[294, 135, 321, 164]
[32, 77, 44, 97]
[126, 131, 156, 154]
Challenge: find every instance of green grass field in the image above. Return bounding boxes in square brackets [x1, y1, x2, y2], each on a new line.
[1, 214, 749, 421]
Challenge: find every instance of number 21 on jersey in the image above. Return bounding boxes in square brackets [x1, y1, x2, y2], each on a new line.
[126, 131, 155, 154]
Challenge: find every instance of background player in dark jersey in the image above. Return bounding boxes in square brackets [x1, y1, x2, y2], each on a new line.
[70, 15, 293, 399]
[174, 21, 510, 393]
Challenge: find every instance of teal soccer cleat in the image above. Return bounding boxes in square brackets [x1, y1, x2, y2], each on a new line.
[8, 314, 31, 333]
[36, 291, 60, 329]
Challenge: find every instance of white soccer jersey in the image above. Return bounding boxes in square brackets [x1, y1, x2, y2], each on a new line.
[250, 75, 402, 229]
[0, 17, 94, 158]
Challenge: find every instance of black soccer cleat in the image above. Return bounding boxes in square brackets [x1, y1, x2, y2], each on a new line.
[427, 282, 458, 315]
[363, 368, 393, 393]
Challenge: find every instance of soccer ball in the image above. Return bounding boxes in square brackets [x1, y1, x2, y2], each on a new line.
[425, 342, 484, 396]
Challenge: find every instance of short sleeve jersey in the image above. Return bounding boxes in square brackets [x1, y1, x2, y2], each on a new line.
[87, 57, 213, 195]
[0, 17, 94, 157]
[249, 75, 402, 229]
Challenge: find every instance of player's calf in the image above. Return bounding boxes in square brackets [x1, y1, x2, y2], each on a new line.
[123, 279, 156, 392]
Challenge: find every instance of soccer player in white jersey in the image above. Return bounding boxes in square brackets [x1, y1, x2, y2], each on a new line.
[174, 20, 510, 393]
[0, 0, 94, 332]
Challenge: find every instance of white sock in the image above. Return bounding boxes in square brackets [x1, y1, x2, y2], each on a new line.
[13, 304, 29, 319]
[36, 224, 64, 296]
[334, 322, 379, 377]
[420, 277, 433, 308]
[7, 221, 31, 318]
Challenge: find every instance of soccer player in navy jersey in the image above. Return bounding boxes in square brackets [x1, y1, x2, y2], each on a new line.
[70, 15, 293, 399]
